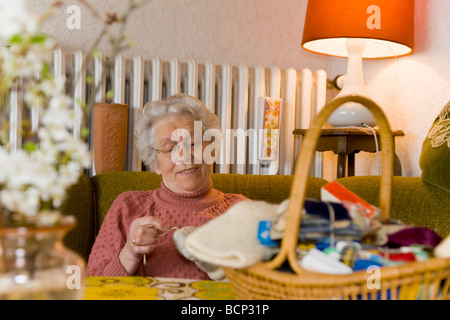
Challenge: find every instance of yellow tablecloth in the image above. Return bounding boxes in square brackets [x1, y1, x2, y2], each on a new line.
[84, 276, 236, 300]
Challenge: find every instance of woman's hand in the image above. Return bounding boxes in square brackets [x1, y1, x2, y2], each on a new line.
[119, 216, 168, 275]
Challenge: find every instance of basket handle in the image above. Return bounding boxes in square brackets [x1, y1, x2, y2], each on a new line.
[266, 95, 394, 274]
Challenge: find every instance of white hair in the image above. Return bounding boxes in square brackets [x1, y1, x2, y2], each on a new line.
[135, 93, 221, 170]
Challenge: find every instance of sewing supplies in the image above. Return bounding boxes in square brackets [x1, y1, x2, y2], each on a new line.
[257, 221, 279, 247]
[434, 235, 450, 258]
[258, 182, 445, 276]
[321, 181, 380, 219]
[299, 248, 353, 275]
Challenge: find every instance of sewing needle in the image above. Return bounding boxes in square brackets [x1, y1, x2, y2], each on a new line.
[142, 227, 179, 265]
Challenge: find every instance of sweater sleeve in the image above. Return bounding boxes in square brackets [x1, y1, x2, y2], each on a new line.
[86, 191, 147, 276]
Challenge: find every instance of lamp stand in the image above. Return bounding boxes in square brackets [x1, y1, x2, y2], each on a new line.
[328, 38, 377, 128]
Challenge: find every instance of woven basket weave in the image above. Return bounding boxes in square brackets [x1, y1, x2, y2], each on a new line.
[223, 96, 450, 300]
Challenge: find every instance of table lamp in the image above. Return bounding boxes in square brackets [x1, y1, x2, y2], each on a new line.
[302, 0, 414, 127]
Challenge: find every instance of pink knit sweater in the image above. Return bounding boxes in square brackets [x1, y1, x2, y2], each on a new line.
[86, 181, 248, 279]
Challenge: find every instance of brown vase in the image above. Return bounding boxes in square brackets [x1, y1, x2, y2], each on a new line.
[93, 103, 128, 174]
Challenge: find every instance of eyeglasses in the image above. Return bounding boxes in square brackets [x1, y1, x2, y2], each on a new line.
[152, 140, 210, 158]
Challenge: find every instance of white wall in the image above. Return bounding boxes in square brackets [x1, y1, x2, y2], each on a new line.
[31, 0, 450, 178]
[31, 0, 333, 70]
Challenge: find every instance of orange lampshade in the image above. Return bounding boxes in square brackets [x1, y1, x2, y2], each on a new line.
[302, 0, 414, 59]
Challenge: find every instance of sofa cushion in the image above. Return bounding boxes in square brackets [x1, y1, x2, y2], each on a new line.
[90, 171, 328, 233]
[211, 173, 326, 203]
[419, 100, 450, 193]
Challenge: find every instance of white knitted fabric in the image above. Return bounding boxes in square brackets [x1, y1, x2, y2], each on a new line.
[184, 200, 280, 269]
[173, 226, 225, 280]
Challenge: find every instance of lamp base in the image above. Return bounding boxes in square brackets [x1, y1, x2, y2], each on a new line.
[327, 39, 377, 128]
[327, 99, 376, 128]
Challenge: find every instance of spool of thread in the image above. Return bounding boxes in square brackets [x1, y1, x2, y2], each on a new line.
[339, 244, 359, 268]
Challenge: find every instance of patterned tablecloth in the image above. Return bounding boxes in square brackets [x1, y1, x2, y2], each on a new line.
[84, 277, 236, 300]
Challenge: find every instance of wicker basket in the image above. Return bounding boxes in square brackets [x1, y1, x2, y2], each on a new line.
[223, 95, 450, 300]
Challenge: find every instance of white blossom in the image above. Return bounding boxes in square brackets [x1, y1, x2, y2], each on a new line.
[0, 1, 100, 225]
[0, 0, 38, 40]
[0, 29, 91, 223]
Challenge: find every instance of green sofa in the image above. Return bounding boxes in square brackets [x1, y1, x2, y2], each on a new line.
[62, 171, 450, 262]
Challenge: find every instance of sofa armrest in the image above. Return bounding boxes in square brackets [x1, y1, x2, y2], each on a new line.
[90, 171, 162, 233]
[61, 173, 96, 262]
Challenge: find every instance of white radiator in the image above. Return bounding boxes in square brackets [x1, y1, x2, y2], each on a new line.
[6, 50, 328, 177]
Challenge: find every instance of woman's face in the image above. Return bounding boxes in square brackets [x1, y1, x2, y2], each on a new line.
[153, 114, 213, 194]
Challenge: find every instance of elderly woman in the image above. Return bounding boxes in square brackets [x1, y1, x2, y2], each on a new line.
[86, 94, 248, 279]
